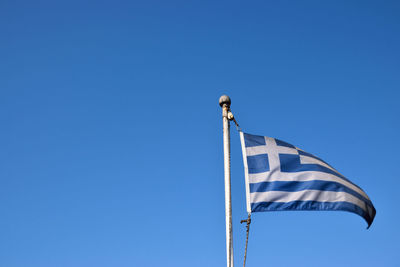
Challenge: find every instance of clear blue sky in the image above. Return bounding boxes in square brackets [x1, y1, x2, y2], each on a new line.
[1, 1, 399, 266]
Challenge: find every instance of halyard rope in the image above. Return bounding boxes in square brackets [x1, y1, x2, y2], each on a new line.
[241, 214, 251, 267]
[228, 110, 250, 267]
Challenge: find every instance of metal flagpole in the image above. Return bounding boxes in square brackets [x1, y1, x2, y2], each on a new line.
[219, 95, 234, 267]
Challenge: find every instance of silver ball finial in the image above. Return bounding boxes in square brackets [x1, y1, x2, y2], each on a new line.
[219, 95, 231, 107]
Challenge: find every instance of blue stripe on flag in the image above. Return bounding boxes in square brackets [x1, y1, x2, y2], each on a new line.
[279, 154, 345, 179]
[279, 150, 361, 189]
[247, 154, 270, 173]
[275, 138, 296, 149]
[249, 180, 373, 208]
[243, 133, 265, 147]
[297, 150, 335, 170]
[251, 200, 374, 228]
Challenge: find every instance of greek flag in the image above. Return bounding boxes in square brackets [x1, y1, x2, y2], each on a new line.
[240, 132, 376, 228]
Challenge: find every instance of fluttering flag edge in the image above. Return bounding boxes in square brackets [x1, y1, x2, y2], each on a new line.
[251, 200, 375, 229]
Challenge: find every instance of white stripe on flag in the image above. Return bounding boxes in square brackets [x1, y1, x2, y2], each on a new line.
[246, 145, 298, 156]
[299, 154, 342, 175]
[248, 171, 370, 201]
[251, 190, 369, 213]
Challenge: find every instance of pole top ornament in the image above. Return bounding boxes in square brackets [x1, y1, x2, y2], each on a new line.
[219, 95, 231, 107]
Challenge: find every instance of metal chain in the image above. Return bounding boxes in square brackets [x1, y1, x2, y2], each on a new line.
[240, 213, 251, 267]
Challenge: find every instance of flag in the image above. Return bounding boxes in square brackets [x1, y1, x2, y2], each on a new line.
[239, 132, 376, 228]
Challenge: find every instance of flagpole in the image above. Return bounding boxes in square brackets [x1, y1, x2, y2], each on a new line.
[219, 95, 234, 267]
